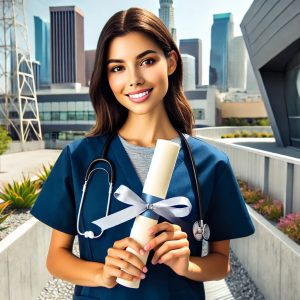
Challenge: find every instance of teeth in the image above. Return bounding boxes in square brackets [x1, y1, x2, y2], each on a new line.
[129, 90, 149, 99]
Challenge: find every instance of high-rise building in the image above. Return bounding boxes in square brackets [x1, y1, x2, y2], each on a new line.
[246, 59, 260, 93]
[228, 36, 247, 90]
[50, 6, 85, 88]
[209, 13, 234, 92]
[159, 0, 177, 42]
[34, 16, 50, 87]
[181, 54, 196, 91]
[85, 50, 96, 86]
[180, 38, 202, 87]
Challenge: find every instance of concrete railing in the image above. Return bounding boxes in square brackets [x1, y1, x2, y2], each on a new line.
[231, 206, 300, 300]
[193, 126, 272, 139]
[194, 127, 300, 215]
[6, 141, 46, 154]
[0, 218, 51, 300]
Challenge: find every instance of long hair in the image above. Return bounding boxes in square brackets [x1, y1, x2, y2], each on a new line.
[86, 7, 194, 137]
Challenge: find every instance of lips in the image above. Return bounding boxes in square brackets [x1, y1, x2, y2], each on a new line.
[126, 88, 153, 103]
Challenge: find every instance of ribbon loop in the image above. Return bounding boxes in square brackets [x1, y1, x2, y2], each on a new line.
[92, 185, 192, 232]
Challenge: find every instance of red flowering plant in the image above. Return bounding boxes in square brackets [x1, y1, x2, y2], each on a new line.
[251, 197, 283, 222]
[277, 212, 300, 245]
[237, 179, 262, 205]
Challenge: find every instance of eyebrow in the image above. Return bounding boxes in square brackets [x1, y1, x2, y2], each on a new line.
[106, 50, 158, 65]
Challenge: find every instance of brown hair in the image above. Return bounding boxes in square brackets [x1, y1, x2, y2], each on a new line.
[86, 7, 194, 137]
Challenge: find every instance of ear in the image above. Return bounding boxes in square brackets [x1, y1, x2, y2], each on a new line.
[167, 50, 178, 76]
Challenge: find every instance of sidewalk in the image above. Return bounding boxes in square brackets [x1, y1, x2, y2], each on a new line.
[0, 149, 61, 188]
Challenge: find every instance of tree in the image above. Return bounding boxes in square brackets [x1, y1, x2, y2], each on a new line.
[0, 126, 12, 173]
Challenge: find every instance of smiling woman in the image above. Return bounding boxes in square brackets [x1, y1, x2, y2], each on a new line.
[30, 7, 254, 300]
[106, 32, 177, 117]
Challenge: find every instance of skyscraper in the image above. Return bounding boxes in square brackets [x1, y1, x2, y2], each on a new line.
[159, 0, 177, 42]
[228, 36, 247, 90]
[209, 13, 233, 92]
[180, 39, 202, 87]
[181, 54, 196, 91]
[85, 50, 96, 86]
[34, 16, 50, 87]
[50, 6, 85, 88]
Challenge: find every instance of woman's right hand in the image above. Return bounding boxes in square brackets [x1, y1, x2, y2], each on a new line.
[97, 237, 148, 288]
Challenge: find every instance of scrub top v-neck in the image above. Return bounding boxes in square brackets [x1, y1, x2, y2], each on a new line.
[31, 133, 254, 300]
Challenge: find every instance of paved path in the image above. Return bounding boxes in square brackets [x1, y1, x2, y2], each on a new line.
[205, 281, 234, 299]
[0, 149, 61, 188]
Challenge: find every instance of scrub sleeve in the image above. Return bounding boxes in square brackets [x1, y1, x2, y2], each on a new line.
[31, 146, 77, 235]
[205, 155, 255, 241]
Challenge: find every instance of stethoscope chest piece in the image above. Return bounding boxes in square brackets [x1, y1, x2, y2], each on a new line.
[193, 220, 210, 241]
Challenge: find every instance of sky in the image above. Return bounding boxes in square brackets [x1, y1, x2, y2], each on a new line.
[25, 0, 254, 84]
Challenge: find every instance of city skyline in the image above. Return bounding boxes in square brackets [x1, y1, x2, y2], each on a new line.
[25, 0, 253, 85]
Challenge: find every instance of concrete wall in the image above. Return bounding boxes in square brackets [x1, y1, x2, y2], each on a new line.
[194, 127, 300, 215]
[5, 141, 46, 154]
[0, 218, 51, 300]
[221, 101, 267, 118]
[231, 206, 300, 300]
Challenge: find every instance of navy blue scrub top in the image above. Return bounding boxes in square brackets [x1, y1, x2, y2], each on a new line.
[31, 133, 254, 300]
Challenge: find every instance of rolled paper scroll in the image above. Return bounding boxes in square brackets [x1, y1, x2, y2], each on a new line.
[116, 139, 180, 288]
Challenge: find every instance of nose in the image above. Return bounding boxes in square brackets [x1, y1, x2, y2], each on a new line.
[128, 67, 145, 87]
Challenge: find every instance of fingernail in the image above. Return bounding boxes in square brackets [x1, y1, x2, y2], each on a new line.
[144, 244, 150, 251]
[151, 259, 157, 265]
[143, 266, 148, 273]
[140, 273, 146, 279]
[139, 249, 145, 255]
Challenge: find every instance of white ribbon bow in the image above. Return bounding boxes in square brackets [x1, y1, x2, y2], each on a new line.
[92, 185, 192, 231]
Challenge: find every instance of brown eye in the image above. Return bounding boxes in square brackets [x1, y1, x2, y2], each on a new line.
[111, 66, 124, 72]
[142, 58, 155, 66]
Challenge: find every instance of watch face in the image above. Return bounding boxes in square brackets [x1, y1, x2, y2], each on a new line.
[193, 221, 210, 241]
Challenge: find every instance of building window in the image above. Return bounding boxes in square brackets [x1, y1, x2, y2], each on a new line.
[60, 112, 67, 121]
[285, 52, 300, 148]
[193, 108, 205, 120]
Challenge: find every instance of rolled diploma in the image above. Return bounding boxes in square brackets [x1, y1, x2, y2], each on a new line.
[116, 139, 180, 288]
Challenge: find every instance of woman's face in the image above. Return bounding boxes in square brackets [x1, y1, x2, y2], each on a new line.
[106, 31, 177, 116]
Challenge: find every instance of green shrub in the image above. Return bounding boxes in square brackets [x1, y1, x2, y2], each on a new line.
[0, 176, 40, 209]
[0, 201, 14, 231]
[34, 163, 53, 190]
[233, 131, 241, 138]
[241, 130, 251, 137]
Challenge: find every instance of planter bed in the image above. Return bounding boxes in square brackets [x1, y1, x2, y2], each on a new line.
[0, 208, 32, 241]
[0, 217, 51, 300]
[231, 205, 300, 300]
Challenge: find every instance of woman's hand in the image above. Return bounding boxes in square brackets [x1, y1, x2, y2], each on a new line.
[143, 222, 190, 276]
[98, 237, 148, 288]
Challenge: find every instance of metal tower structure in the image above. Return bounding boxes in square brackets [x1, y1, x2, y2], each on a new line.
[0, 0, 42, 143]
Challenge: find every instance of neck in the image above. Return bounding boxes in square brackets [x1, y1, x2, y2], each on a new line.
[118, 107, 178, 147]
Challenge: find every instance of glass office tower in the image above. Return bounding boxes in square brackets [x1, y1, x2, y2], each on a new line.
[34, 16, 50, 87]
[209, 13, 233, 92]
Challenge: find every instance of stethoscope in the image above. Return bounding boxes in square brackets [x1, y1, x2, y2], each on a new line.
[76, 131, 210, 241]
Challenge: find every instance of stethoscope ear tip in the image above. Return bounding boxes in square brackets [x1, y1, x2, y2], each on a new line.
[84, 231, 95, 239]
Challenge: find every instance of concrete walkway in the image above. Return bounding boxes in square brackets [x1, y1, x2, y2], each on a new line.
[0, 149, 61, 188]
[0, 149, 234, 299]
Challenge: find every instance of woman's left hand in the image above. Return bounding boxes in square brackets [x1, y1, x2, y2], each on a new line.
[143, 222, 190, 276]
